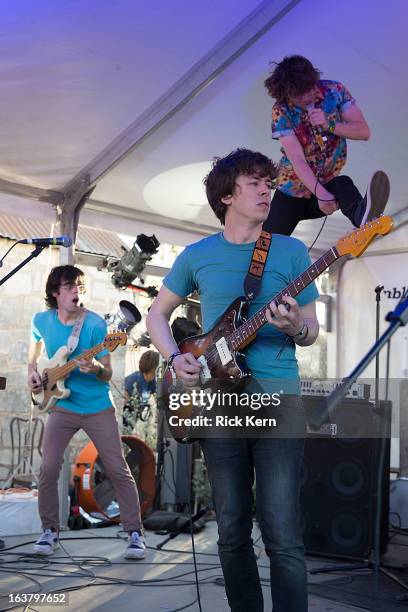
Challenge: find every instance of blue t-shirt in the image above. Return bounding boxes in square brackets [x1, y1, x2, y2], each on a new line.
[163, 232, 319, 391]
[125, 371, 156, 398]
[32, 309, 113, 414]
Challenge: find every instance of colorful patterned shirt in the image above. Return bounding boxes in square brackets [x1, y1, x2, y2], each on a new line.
[271, 80, 355, 197]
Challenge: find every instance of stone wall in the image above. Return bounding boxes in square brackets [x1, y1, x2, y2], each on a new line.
[0, 240, 147, 484]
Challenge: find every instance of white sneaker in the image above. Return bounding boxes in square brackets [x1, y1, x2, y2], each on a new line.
[125, 531, 146, 559]
[33, 528, 59, 556]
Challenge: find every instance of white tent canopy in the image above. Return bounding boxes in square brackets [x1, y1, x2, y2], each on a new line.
[0, 0, 407, 251]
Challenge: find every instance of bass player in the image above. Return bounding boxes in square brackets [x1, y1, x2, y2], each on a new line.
[27, 265, 145, 559]
[146, 148, 320, 612]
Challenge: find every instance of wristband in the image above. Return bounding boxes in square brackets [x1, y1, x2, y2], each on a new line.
[167, 351, 182, 370]
[328, 119, 336, 134]
[288, 322, 308, 339]
[96, 363, 105, 378]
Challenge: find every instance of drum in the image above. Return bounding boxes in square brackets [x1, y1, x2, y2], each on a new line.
[73, 435, 155, 520]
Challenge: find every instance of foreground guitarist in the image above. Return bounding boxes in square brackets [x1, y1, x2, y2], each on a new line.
[27, 265, 145, 560]
[146, 149, 320, 612]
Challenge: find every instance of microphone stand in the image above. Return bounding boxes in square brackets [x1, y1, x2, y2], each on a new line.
[309, 295, 408, 605]
[0, 245, 46, 287]
[374, 285, 384, 408]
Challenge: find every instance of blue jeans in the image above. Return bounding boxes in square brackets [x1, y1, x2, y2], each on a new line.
[201, 436, 307, 612]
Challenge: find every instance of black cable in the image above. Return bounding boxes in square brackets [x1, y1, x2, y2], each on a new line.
[152, 441, 166, 511]
[147, 544, 219, 557]
[157, 446, 180, 502]
[185, 453, 203, 612]
[273, 169, 330, 359]
[306, 177, 333, 253]
[307, 216, 327, 253]
[5, 532, 406, 610]
[166, 445, 185, 507]
[0, 549, 221, 579]
[161, 443, 203, 609]
[0, 241, 21, 268]
[283, 102, 334, 254]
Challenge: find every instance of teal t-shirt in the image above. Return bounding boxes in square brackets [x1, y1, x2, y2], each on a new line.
[163, 232, 319, 391]
[32, 309, 113, 414]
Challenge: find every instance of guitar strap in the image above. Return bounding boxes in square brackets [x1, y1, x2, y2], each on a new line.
[244, 230, 272, 301]
[67, 308, 87, 354]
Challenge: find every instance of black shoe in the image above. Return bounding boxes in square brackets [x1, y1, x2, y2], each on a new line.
[354, 171, 390, 227]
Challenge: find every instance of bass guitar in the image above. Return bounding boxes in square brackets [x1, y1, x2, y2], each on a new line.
[34, 332, 127, 412]
[160, 216, 393, 442]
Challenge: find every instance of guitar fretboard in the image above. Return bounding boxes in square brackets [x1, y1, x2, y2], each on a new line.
[52, 342, 106, 379]
[229, 246, 339, 349]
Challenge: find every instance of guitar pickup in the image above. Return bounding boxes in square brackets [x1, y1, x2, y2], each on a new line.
[215, 337, 233, 366]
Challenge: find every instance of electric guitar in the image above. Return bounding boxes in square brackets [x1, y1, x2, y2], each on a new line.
[160, 216, 393, 442]
[34, 332, 127, 412]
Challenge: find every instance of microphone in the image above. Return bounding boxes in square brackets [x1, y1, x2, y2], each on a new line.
[19, 236, 73, 247]
[306, 102, 320, 119]
[306, 103, 327, 147]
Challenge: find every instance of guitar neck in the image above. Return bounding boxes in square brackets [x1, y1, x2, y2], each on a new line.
[54, 343, 105, 379]
[229, 245, 340, 349]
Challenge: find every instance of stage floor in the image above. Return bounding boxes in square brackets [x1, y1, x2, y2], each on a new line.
[0, 520, 407, 611]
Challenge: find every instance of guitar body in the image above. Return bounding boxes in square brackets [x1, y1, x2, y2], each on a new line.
[179, 296, 251, 378]
[36, 346, 71, 412]
[161, 297, 254, 442]
[34, 332, 127, 413]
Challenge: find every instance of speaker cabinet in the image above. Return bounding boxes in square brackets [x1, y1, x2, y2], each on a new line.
[301, 398, 391, 560]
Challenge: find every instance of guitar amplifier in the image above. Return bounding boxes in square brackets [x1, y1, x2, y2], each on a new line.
[301, 379, 371, 400]
[302, 394, 389, 439]
[301, 397, 391, 560]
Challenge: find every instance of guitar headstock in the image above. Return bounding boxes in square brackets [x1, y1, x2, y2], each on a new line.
[103, 332, 127, 351]
[336, 216, 393, 258]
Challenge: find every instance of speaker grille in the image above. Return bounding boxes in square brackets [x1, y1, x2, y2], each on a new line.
[301, 398, 390, 560]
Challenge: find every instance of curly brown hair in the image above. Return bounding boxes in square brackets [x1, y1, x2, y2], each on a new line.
[204, 148, 278, 225]
[139, 350, 160, 375]
[264, 55, 321, 103]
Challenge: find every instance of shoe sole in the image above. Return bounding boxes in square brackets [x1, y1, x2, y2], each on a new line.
[33, 548, 55, 555]
[361, 171, 390, 225]
[124, 551, 146, 559]
[33, 542, 59, 556]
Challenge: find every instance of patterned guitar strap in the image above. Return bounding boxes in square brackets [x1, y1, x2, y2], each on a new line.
[232, 230, 273, 416]
[244, 230, 272, 301]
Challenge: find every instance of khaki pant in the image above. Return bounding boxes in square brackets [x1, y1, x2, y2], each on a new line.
[38, 407, 142, 533]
